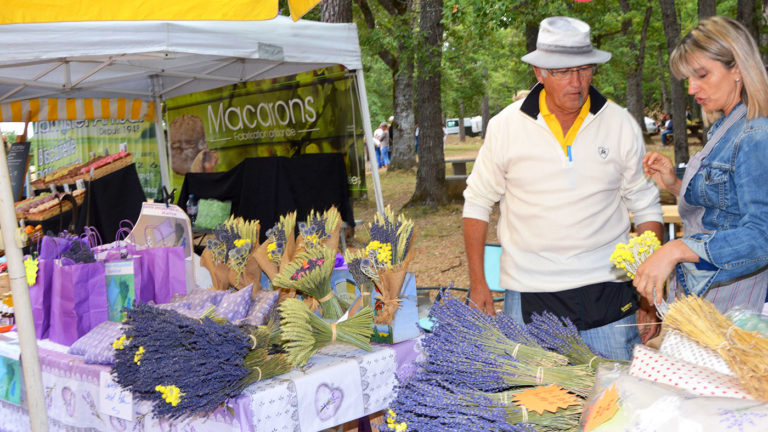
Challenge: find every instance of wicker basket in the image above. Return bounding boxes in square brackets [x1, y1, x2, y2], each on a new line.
[23, 193, 85, 221]
[56, 154, 133, 185]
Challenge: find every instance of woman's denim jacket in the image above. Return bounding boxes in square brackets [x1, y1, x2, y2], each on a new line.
[677, 110, 768, 295]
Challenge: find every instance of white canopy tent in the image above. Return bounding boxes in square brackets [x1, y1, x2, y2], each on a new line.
[0, 17, 384, 211]
[0, 17, 383, 431]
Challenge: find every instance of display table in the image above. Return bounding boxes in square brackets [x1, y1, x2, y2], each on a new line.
[178, 154, 355, 243]
[0, 337, 421, 432]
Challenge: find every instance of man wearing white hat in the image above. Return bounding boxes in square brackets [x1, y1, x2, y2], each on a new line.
[462, 17, 663, 360]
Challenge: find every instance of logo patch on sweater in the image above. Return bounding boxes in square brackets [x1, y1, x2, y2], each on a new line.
[598, 146, 609, 159]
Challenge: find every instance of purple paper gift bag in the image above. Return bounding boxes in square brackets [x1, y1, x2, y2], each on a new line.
[28, 258, 54, 339]
[49, 258, 109, 346]
[135, 246, 186, 304]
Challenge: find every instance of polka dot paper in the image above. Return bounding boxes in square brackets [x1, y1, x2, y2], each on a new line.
[629, 344, 753, 400]
[659, 329, 735, 376]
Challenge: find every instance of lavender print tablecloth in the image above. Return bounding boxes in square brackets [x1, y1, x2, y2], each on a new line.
[0, 337, 421, 432]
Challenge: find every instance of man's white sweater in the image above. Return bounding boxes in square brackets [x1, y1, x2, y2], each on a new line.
[463, 85, 662, 293]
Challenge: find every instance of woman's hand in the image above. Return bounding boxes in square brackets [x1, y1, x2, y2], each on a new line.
[633, 240, 698, 305]
[643, 152, 681, 196]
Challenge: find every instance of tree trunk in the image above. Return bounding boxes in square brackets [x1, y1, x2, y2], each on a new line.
[698, 0, 716, 18]
[408, 0, 447, 207]
[737, 0, 758, 43]
[656, 44, 671, 115]
[525, 22, 539, 85]
[620, 0, 652, 141]
[458, 101, 466, 142]
[321, 0, 352, 22]
[660, 0, 689, 166]
[389, 57, 417, 170]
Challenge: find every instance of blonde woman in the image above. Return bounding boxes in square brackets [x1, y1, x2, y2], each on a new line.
[637, 16, 768, 313]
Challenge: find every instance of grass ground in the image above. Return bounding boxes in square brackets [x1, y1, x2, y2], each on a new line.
[350, 133, 703, 289]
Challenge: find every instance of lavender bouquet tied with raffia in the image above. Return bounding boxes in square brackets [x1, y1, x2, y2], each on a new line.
[111, 303, 290, 420]
[527, 311, 615, 367]
[388, 370, 581, 432]
[428, 290, 567, 367]
[421, 290, 595, 396]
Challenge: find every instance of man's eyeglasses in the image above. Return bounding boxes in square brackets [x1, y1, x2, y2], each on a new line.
[547, 65, 597, 81]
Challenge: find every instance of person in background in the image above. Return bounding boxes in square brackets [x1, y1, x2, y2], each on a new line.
[660, 113, 674, 146]
[463, 16, 663, 361]
[414, 123, 419, 154]
[638, 16, 768, 314]
[372, 122, 389, 169]
[387, 115, 394, 162]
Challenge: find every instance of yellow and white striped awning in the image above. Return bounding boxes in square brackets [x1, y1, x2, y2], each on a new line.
[0, 98, 155, 122]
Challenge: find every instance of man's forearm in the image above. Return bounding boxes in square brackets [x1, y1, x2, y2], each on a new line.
[463, 217, 489, 288]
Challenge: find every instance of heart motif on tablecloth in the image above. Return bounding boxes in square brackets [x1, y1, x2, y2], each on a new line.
[314, 383, 343, 421]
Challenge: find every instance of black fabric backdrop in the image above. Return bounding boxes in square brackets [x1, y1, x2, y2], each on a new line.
[28, 164, 146, 241]
[177, 154, 354, 242]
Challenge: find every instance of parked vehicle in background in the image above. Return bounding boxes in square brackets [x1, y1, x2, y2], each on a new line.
[644, 116, 659, 134]
[445, 116, 482, 137]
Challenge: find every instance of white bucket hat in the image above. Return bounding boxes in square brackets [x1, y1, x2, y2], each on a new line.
[521, 16, 611, 69]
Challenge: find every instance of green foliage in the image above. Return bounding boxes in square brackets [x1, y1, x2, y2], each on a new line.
[350, 0, 759, 128]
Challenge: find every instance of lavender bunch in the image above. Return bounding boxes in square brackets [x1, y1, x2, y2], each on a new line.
[428, 290, 567, 367]
[213, 223, 239, 252]
[389, 371, 580, 431]
[298, 207, 340, 250]
[421, 327, 595, 396]
[112, 303, 289, 420]
[369, 206, 414, 267]
[527, 311, 615, 367]
[343, 248, 376, 316]
[61, 238, 95, 263]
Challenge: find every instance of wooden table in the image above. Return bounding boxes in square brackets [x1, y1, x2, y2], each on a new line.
[631, 204, 681, 240]
[445, 158, 475, 175]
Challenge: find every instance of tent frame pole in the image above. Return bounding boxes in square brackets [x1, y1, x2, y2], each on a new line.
[354, 69, 384, 215]
[0, 146, 49, 431]
[152, 78, 171, 195]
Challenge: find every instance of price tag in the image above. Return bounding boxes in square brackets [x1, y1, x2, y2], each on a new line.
[76, 179, 85, 190]
[512, 385, 580, 415]
[49, 184, 57, 194]
[90, 167, 94, 179]
[119, 142, 127, 152]
[99, 371, 133, 421]
[582, 384, 620, 431]
[63, 184, 71, 194]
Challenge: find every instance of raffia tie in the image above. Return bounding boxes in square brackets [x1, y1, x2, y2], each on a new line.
[536, 367, 544, 384]
[511, 344, 521, 359]
[330, 323, 337, 343]
[318, 291, 335, 303]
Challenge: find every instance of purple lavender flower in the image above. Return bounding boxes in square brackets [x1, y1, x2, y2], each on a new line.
[112, 303, 252, 420]
[527, 311, 611, 365]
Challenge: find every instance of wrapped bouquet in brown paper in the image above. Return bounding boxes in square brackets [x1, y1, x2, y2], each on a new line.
[200, 216, 261, 291]
[295, 207, 342, 254]
[273, 246, 349, 321]
[201, 242, 230, 291]
[254, 212, 298, 302]
[343, 248, 377, 317]
[364, 207, 415, 325]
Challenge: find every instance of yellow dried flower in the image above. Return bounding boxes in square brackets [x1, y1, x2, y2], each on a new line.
[112, 335, 128, 350]
[134, 346, 145, 365]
